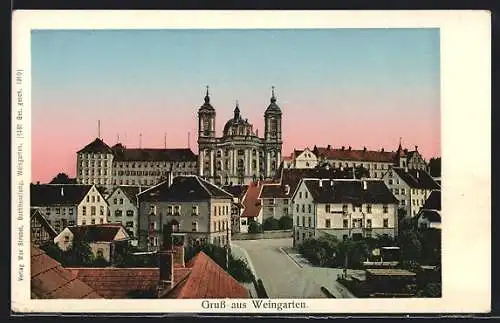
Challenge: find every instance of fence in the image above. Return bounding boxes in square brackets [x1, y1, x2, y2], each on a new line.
[232, 230, 293, 240]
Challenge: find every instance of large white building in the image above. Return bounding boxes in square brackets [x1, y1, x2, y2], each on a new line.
[197, 87, 283, 185]
[137, 175, 234, 250]
[292, 178, 399, 246]
[30, 184, 109, 232]
[76, 138, 197, 189]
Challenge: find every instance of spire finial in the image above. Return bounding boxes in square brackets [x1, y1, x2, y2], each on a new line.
[234, 100, 240, 119]
[204, 85, 210, 103]
[271, 85, 276, 103]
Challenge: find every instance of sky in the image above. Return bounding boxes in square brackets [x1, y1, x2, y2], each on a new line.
[31, 28, 440, 183]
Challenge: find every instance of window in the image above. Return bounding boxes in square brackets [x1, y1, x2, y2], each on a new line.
[383, 219, 389, 228]
[91, 219, 96, 224]
[342, 205, 348, 213]
[308, 217, 312, 227]
[388, 179, 393, 185]
[267, 207, 273, 213]
[100, 218, 104, 224]
[343, 219, 349, 228]
[284, 208, 289, 215]
[167, 205, 173, 215]
[97, 249, 104, 258]
[366, 219, 372, 228]
[325, 205, 331, 213]
[82, 220, 86, 225]
[296, 216, 300, 226]
[401, 188, 406, 195]
[305, 191, 308, 198]
[383, 205, 388, 213]
[192, 221, 198, 232]
[69, 221, 75, 226]
[56, 208, 60, 215]
[69, 208, 73, 215]
[92, 196, 95, 203]
[100, 206, 104, 215]
[284, 199, 289, 205]
[113, 198, 117, 204]
[299, 192, 302, 199]
[325, 219, 331, 228]
[46, 207, 51, 215]
[174, 205, 180, 215]
[119, 198, 124, 204]
[97, 196, 100, 202]
[401, 200, 406, 206]
[412, 199, 415, 205]
[302, 204, 305, 212]
[87, 196, 90, 202]
[115, 210, 122, 217]
[366, 204, 372, 213]
[64, 235, 70, 243]
[394, 188, 399, 195]
[296, 204, 299, 212]
[127, 210, 134, 217]
[302, 217, 305, 226]
[91, 206, 96, 215]
[308, 204, 312, 213]
[82, 206, 87, 216]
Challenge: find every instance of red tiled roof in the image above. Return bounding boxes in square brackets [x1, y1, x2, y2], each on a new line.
[31, 245, 102, 299]
[315, 147, 397, 163]
[241, 181, 263, 218]
[166, 252, 249, 299]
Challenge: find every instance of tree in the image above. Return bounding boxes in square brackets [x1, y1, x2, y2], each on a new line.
[398, 217, 422, 266]
[262, 218, 280, 231]
[428, 157, 441, 177]
[65, 237, 95, 266]
[248, 219, 262, 233]
[49, 172, 72, 184]
[278, 215, 293, 230]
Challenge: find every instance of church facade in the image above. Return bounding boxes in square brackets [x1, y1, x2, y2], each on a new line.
[197, 87, 283, 185]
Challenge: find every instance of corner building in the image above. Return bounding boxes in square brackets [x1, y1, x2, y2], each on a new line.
[197, 87, 283, 185]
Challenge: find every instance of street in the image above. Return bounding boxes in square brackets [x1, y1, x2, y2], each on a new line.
[231, 238, 355, 299]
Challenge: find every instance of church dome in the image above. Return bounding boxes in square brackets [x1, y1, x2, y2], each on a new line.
[223, 101, 253, 137]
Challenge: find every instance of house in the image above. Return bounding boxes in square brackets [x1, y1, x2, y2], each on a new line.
[30, 208, 58, 246]
[54, 224, 130, 263]
[67, 233, 249, 299]
[31, 183, 109, 232]
[221, 184, 249, 233]
[107, 185, 142, 245]
[137, 175, 234, 250]
[292, 179, 399, 246]
[259, 168, 347, 221]
[382, 167, 440, 217]
[416, 190, 441, 230]
[31, 245, 102, 299]
[282, 148, 318, 169]
[240, 181, 264, 232]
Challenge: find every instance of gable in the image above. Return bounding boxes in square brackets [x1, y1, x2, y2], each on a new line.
[296, 149, 317, 161]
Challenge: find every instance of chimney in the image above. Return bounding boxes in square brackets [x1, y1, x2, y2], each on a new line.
[284, 184, 290, 195]
[348, 146, 352, 151]
[363, 146, 367, 152]
[36, 181, 40, 185]
[327, 144, 331, 150]
[61, 187, 64, 196]
[381, 148, 385, 152]
[415, 145, 418, 151]
[362, 180, 367, 190]
[158, 249, 175, 297]
[341, 146, 345, 151]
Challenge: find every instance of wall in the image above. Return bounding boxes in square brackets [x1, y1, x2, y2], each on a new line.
[232, 229, 293, 240]
[77, 186, 108, 225]
[90, 241, 112, 262]
[36, 205, 77, 233]
[107, 188, 139, 241]
[261, 197, 291, 220]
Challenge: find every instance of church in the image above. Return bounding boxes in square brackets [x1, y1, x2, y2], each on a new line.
[197, 86, 283, 185]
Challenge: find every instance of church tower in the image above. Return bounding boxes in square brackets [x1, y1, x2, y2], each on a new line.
[198, 86, 216, 139]
[263, 86, 283, 178]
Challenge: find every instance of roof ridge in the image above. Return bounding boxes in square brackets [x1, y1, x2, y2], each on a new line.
[195, 176, 215, 197]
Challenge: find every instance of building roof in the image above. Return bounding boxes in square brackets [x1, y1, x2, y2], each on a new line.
[30, 208, 58, 239]
[139, 175, 233, 202]
[392, 168, 440, 190]
[241, 181, 263, 218]
[165, 251, 249, 299]
[77, 138, 114, 154]
[264, 88, 281, 115]
[419, 210, 441, 223]
[30, 184, 92, 206]
[31, 245, 102, 299]
[64, 224, 129, 243]
[314, 146, 397, 163]
[422, 190, 441, 210]
[112, 147, 197, 162]
[260, 168, 349, 199]
[221, 184, 249, 199]
[366, 268, 416, 277]
[302, 179, 398, 205]
[198, 88, 215, 113]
